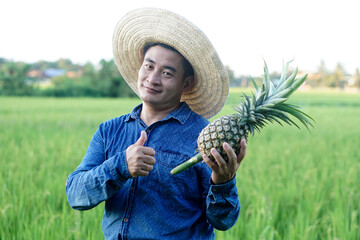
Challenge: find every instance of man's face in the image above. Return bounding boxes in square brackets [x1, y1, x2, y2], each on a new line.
[138, 45, 189, 110]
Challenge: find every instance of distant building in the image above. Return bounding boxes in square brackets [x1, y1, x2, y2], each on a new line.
[66, 70, 82, 78]
[27, 69, 44, 78]
[26, 68, 65, 88]
[43, 68, 65, 78]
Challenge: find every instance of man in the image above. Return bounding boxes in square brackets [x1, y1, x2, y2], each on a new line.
[66, 8, 246, 239]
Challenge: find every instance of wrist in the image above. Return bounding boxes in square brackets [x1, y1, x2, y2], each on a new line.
[211, 173, 235, 185]
[209, 175, 237, 194]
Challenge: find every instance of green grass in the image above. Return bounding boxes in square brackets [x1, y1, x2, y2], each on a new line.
[1, 90, 359, 239]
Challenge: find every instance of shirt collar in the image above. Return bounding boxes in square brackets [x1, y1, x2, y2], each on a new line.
[125, 102, 192, 125]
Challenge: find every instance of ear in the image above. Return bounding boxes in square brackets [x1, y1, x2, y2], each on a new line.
[183, 76, 195, 92]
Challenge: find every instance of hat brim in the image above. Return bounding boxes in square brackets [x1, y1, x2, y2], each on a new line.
[113, 8, 229, 119]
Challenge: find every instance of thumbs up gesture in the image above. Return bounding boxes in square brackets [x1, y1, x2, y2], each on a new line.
[126, 131, 156, 177]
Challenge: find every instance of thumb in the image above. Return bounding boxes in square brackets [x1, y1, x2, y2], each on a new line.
[134, 130, 147, 146]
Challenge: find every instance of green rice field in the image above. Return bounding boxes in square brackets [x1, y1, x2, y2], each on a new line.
[1, 89, 359, 239]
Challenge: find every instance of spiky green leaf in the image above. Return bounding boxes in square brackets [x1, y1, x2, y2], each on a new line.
[250, 76, 259, 94]
[263, 98, 287, 106]
[285, 74, 308, 97]
[263, 61, 271, 98]
[277, 59, 294, 87]
[275, 104, 313, 130]
[256, 91, 267, 106]
[277, 68, 298, 92]
[269, 88, 293, 99]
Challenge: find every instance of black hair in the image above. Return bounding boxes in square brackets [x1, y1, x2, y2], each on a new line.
[143, 43, 194, 79]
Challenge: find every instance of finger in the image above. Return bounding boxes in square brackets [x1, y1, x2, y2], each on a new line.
[134, 130, 147, 146]
[202, 154, 219, 171]
[237, 138, 247, 164]
[222, 142, 237, 168]
[210, 148, 226, 168]
[128, 165, 149, 177]
[137, 169, 151, 177]
[142, 156, 156, 165]
[140, 162, 154, 172]
[129, 161, 154, 177]
[142, 146, 155, 156]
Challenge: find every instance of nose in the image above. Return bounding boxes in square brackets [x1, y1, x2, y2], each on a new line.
[146, 71, 161, 85]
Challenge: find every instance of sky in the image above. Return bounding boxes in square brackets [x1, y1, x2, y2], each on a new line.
[1, 0, 359, 76]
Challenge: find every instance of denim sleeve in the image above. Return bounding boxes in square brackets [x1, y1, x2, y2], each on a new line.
[65, 127, 132, 211]
[206, 175, 240, 231]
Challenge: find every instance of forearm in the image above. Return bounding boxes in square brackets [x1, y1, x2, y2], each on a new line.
[66, 151, 132, 210]
[206, 176, 240, 231]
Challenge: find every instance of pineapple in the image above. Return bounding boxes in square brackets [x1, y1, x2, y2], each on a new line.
[170, 60, 313, 175]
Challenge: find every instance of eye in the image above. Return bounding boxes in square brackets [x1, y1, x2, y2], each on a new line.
[163, 71, 173, 77]
[144, 63, 153, 70]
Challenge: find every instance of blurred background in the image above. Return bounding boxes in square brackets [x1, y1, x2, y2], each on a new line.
[1, 0, 359, 239]
[1, 0, 359, 96]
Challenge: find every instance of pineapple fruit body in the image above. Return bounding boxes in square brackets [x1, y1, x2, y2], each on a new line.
[197, 115, 248, 162]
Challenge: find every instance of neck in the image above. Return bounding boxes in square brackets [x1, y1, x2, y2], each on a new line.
[140, 102, 181, 126]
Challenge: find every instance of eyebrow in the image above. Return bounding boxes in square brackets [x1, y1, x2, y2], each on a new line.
[144, 58, 177, 73]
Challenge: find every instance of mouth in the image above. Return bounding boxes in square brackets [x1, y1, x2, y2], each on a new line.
[143, 85, 161, 94]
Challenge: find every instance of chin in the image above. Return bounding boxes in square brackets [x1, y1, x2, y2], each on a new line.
[140, 95, 159, 105]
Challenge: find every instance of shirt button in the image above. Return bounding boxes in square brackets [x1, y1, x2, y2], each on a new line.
[123, 218, 128, 222]
[146, 128, 150, 133]
[130, 186, 134, 190]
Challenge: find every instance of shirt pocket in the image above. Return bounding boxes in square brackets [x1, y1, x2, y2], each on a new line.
[146, 150, 199, 196]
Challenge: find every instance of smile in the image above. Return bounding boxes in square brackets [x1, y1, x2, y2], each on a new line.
[143, 85, 161, 93]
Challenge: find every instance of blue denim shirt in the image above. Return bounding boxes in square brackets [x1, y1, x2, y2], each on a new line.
[66, 102, 240, 240]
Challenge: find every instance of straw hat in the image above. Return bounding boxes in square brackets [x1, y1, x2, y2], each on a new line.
[112, 8, 229, 119]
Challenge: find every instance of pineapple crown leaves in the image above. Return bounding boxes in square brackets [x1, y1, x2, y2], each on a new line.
[234, 60, 314, 135]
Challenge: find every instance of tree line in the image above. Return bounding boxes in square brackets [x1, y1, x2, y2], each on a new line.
[0, 58, 359, 97]
[228, 61, 360, 89]
[0, 58, 136, 97]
